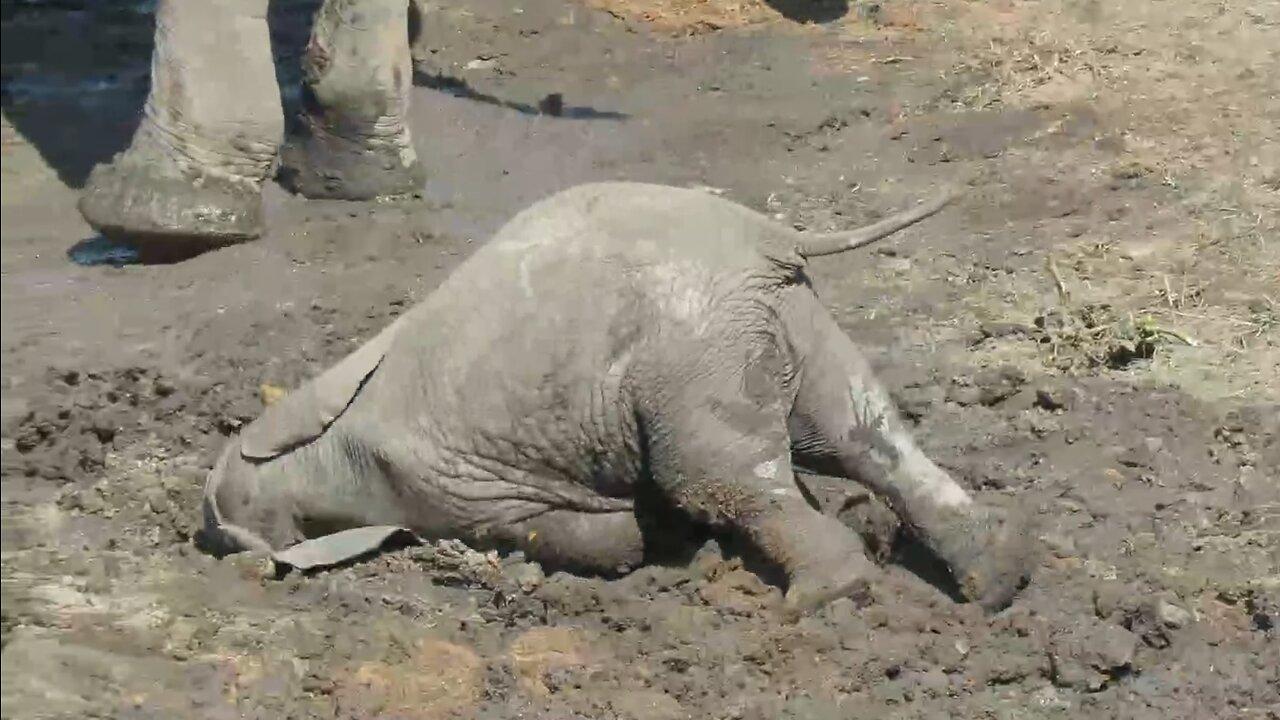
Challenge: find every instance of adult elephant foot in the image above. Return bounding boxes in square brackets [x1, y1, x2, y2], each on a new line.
[78, 148, 267, 263]
[76, 0, 283, 260]
[277, 123, 424, 201]
[277, 0, 425, 200]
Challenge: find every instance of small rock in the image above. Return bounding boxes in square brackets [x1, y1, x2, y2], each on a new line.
[166, 618, 199, 660]
[1034, 310, 1071, 334]
[1035, 386, 1068, 411]
[698, 567, 774, 614]
[1247, 589, 1277, 632]
[1125, 593, 1194, 648]
[1048, 620, 1138, 691]
[691, 539, 726, 579]
[226, 551, 276, 583]
[152, 377, 177, 397]
[947, 384, 985, 407]
[963, 328, 988, 347]
[825, 597, 858, 623]
[1030, 686, 1072, 711]
[1035, 383, 1086, 412]
[979, 321, 1032, 340]
[1095, 627, 1138, 667]
[143, 487, 168, 514]
[160, 475, 186, 495]
[973, 365, 1027, 406]
[79, 488, 107, 515]
[1093, 583, 1131, 620]
[1041, 532, 1077, 559]
[509, 562, 544, 593]
[1154, 599, 1192, 629]
[1116, 446, 1154, 470]
[894, 385, 944, 421]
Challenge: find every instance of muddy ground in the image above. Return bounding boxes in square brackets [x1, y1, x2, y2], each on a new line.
[2, 0, 1277, 718]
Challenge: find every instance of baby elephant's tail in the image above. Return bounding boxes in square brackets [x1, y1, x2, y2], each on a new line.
[794, 186, 959, 259]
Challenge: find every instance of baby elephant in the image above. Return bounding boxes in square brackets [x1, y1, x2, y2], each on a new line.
[202, 182, 1032, 612]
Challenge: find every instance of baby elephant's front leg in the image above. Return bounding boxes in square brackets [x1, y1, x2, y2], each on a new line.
[643, 350, 878, 613]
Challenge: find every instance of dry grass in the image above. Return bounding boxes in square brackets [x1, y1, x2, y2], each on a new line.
[927, 0, 1278, 402]
[579, 0, 790, 34]
[941, 0, 1279, 204]
[579, 0, 1277, 401]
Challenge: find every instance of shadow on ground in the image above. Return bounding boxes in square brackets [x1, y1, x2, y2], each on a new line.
[413, 70, 629, 121]
[762, 0, 849, 24]
[0, 2, 152, 187]
[0, 0, 320, 189]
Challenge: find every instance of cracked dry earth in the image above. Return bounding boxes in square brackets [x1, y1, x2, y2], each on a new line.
[2, 0, 1277, 718]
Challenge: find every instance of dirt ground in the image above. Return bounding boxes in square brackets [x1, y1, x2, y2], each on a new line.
[2, 0, 1277, 718]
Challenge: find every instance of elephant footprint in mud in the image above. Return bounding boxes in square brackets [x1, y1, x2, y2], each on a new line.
[201, 182, 1034, 612]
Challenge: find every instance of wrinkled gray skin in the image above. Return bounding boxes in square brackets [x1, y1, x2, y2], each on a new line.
[77, 0, 429, 259]
[202, 182, 1033, 613]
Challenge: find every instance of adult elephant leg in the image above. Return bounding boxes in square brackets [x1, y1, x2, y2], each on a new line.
[78, 0, 283, 258]
[642, 340, 880, 613]
[784, 293, 1034, 610]
[408, 0, 435, 69]
[278, 0, 425, 199]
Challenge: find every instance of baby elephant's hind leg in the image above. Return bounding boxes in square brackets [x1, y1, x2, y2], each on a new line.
[644, 342, 880, 613]
[786, 296, 1033, 610]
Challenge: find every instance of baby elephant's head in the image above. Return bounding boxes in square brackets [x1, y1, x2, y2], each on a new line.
[196, 439, 301, 558]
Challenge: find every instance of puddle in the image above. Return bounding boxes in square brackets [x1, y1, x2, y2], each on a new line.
[2, 69, 149, 105]
[5, 0, 155, 14]
[67, 235, 140, 267]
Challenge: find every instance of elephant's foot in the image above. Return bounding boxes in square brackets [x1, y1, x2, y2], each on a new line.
[78, 151, 265, 263]
[925, 504, 1035, 611]
[281, 0, 424, 201]
[784, 552, 877, 615]
[408, 0, 434, 71]
[77, 0, 283, 262]
[761, 511, 880, 614]
[277, 127, 424, 200]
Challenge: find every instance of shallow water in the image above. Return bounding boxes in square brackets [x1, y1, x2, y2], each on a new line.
[66, 235, 140, 267]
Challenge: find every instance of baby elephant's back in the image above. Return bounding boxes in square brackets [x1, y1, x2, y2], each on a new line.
[346, 223, 645, 484]
[484, 181, 787, 272]
[344, 182, 787, 482]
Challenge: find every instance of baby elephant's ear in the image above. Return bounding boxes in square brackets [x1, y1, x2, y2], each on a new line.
[239, 314, 408, 460]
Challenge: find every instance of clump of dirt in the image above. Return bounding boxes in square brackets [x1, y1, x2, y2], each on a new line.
[3, 366, 257, 484]
[581, 0, 801, 35]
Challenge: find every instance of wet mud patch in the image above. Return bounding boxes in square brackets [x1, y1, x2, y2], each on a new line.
[4, 362, 1275, 718]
